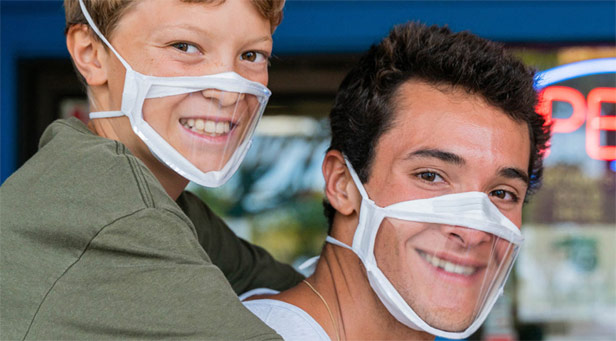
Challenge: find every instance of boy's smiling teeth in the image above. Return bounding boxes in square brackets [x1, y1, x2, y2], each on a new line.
[418, 250, 477, 276]
[180, 118, 231, 136]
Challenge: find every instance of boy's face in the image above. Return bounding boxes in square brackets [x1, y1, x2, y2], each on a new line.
[99, 0, 272, 173]
[366, 80, 530, 332]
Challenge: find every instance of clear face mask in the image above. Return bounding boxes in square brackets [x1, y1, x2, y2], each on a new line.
[325, 157, 524, 339]
[79, 0, 271, 187]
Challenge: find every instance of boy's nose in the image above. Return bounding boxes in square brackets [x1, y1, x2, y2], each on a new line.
[201, 89, 245, 107]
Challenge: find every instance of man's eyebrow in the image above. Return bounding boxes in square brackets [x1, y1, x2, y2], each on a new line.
[405, 149, 465, 165]
[499, 167, 530, 185]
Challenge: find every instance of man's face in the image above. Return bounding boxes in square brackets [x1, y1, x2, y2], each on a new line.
[367, 80, 530, 331]
[103, 0, 272, 172]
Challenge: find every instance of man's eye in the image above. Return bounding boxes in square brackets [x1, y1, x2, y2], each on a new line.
[416, 171, 443, 183]
[241, 51, 266, 63]
[172, 42, 199, 54]
[490, 189, 519, 202]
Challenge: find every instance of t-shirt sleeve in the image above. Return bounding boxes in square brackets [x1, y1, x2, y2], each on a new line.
[24, 208, 282, 340]
[177, 191, 304, 294]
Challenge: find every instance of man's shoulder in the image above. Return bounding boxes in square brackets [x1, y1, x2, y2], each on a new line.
[244, 298, 330, 341]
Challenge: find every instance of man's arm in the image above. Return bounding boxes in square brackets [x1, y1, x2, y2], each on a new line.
[177, 191, 304, 294]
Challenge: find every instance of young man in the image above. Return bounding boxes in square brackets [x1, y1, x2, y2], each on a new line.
[1, 0, 302, 339]
[243, 22, 550, 340]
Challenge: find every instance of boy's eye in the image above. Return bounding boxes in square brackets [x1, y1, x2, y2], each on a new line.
[416, 171, 444, 183]
[172, 42, 199, 54]
[241, 51, 266, 63]
[490, 189, 519, 202]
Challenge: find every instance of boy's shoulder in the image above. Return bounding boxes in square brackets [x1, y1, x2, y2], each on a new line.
[1, 117, 190, 242]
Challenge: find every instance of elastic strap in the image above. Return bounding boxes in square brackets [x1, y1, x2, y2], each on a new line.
[78, 0, 131, 70]
[298, 256, 320, 271]
[297, 237, 354, 273]
[298, 236, 354, 268]
[89, 111, 124, 119]
[325, 235, 353, 251]
[343, 157, 372, 201]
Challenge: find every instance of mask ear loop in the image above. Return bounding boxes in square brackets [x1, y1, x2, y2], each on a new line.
[78, 0, 133, 120]
[343, 156, 374, 204]
[78, 0, 131, 70]
[322, 156, 374, 265]
[90, 111, 124, 118]
[325, 235, 353, 251]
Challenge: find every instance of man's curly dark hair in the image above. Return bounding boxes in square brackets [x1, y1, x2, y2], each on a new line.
[324, 22, 550, 228]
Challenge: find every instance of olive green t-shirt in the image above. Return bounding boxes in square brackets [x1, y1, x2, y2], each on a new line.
[0, 118, 302, 340]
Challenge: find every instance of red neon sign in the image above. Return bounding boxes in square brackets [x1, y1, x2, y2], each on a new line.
[536, 86, 586, 133]
[586, 88, 616, 161]
[537, 86, 616, 161]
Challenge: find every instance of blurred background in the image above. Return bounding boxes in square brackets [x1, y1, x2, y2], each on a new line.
[2, 1, 614, 340]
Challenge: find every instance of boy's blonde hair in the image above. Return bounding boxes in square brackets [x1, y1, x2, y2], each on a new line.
[64, 0, 285, 38]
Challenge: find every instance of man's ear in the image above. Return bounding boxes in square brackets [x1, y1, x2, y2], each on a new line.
[66, 25, 107, 86]
[322, 150, 361, 216]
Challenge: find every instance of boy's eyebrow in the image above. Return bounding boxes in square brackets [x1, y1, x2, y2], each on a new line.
[499, 167, 530, 186]
[155, 24, 272, 45]
[244, 36, 273, 45]
[404, 149, 465, 165]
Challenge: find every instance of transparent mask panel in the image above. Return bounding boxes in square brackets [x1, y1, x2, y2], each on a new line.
[374, 217, 518, 333]
[142, 89, 263, 173]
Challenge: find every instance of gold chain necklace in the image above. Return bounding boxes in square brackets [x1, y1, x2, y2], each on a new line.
[303, 279, 341, 341]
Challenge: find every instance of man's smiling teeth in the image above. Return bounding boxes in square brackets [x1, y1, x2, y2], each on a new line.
[420, 251, 477, 276]
[180, 118, 231, 136]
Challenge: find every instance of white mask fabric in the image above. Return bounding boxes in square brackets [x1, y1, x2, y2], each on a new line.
[78, 0, 271, 187]
[325, 157, 524, 339]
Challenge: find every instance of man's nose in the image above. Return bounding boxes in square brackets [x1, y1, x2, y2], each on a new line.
[201, 89, 245, 107]
[440, 225, 492, 248]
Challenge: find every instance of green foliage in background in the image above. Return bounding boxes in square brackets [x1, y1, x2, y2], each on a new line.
[189, 132, 330, 264]
[192, 186, 327, 264]
[510, 48, 558, 71]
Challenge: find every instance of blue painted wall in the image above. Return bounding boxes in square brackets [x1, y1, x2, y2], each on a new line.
[2, 0, 615, 182]
[275, 1, 616, 54]
[2, 1, 69, 183]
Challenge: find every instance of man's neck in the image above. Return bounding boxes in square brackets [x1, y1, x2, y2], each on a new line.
[274, 243, 434, 341]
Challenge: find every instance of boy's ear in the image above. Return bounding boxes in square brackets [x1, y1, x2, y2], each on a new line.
[66, 25, 107, 86]
[322, 150, 361, 217]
